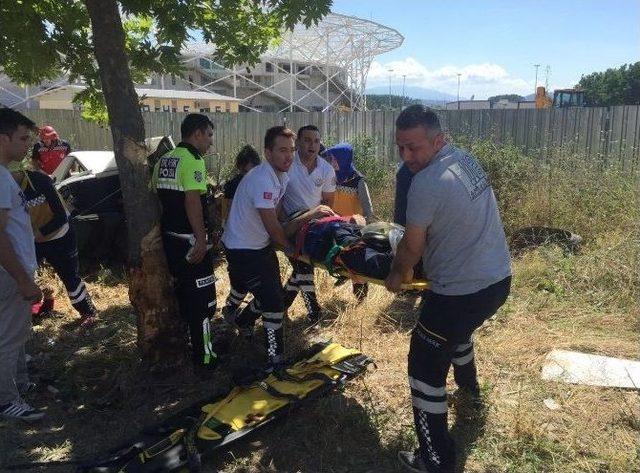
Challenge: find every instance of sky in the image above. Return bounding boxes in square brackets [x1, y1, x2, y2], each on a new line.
[332, 0, 640, 99]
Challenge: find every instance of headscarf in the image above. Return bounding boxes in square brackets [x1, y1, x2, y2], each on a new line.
[326, 142, 356, 184]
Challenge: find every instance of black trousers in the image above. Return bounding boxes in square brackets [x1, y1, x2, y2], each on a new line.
[224, 246, 284, 365]
[36, 228, 96, 317]
[408, 277, 511, 473]
[283, 259, 321, 318]
[163, 235, 217, 366]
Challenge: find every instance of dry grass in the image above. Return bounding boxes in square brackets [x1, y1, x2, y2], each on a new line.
[1, 244, 638, 473]
[1, 141, 639, 472]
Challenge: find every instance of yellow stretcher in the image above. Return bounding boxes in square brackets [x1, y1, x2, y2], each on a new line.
[286, 251, 430, 291]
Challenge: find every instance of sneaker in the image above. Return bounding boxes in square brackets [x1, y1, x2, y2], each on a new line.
[398, 450, 430, 473]
[78, 314, 97, 329]
[0, 400, 45, 422]
[223, 307, 254, 340]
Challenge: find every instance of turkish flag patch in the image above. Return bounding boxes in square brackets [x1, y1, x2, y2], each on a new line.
[263, 191, 273, 200]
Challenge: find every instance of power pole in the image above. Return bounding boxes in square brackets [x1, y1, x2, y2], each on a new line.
[388, 68, 394, 109]
[402, 74, 406, 109]
[544, 65, 551, 92]
[456, 73, 461, 110]
[534, 64, 540, 95]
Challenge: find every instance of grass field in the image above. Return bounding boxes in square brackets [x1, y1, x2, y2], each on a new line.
[1, 140, 638, 473]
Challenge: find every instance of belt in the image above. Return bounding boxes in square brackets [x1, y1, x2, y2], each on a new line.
[165, 231, 214, 256]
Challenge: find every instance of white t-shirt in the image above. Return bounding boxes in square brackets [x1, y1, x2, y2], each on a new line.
[282, 152, 336, 216]
[222, 162, 289, 250]
[0, 165, 37, 275]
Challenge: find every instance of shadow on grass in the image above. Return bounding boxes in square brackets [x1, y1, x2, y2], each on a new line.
[3, 298, 385, 472]
[1, 304, 223, 472]
[450, 397, 489, 473]
[80, 261, 127, 287]
[205, 313, 393, 473]
[207, 395, 394, 473]
[374, 291, 423, 334]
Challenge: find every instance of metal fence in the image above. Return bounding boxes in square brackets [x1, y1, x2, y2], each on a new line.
[23, 105, 640, 169]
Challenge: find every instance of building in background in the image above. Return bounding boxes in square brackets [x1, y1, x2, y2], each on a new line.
[0, 13, 403, 113]
[445, 99, 536, 110]
[32, 85, 241, 113]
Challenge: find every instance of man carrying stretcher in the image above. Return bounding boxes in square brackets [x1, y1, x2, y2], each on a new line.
[221, 126, 333, 372]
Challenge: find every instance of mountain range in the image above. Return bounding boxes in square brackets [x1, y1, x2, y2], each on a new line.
[365, 85, 459, 105]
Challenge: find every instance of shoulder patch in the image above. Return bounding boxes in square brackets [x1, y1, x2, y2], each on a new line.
[194, 170, 203, 183]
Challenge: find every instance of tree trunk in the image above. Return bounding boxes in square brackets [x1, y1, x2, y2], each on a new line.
[84, 0, 188, 368]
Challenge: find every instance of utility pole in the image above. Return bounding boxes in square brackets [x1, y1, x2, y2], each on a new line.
[544, 65, 551, 92]
[534, 64, 540, 95]
[388, 68, 394, 109]
[456, 73, 461, 110]
[402, 74, 406, 109]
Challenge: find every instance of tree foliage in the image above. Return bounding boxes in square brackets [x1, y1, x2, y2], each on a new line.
[577, 62, 640, 106]
[488, 94, 525, 104]
[0, 0, 332, 119]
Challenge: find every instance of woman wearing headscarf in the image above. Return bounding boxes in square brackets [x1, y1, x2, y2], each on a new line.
[324, 143, 374, 222]
[324, 142, 374, 301]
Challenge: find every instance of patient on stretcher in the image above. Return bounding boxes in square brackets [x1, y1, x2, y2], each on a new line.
[282, 207, 412, 282]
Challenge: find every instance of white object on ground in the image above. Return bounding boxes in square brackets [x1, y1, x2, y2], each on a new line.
[543, 398, 561, 410]
[541, 349, 640, 389]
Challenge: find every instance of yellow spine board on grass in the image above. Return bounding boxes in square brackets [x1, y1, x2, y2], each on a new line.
[197, 343, 361, 439]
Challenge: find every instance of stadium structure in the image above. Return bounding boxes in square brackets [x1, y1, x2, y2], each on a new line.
[0, 13, 403, 113]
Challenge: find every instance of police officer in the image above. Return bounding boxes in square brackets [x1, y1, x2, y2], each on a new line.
[152, 114, 217, 370]
[385, 105, 511, 473]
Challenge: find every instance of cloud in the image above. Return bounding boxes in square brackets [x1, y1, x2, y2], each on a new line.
[367, 57, 537, 99]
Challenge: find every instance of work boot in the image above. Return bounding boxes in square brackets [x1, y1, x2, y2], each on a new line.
[222, 305, 237, 327]
[238, 323, 255, 342]
[193, 353, 218, 374]
[448, 384, 483, 409]
[398, 450, 431, 473]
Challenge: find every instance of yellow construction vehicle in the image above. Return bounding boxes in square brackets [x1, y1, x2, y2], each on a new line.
[536, 86, 587, 108]
[535, 86, 553, 108]
[552, 88, 587, 107]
